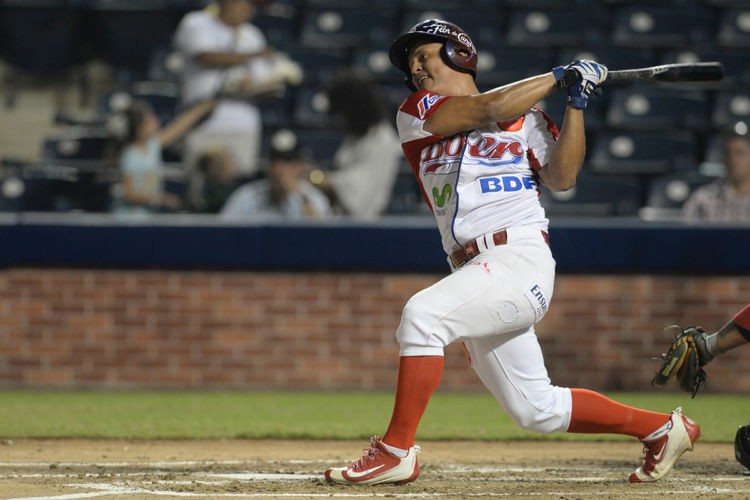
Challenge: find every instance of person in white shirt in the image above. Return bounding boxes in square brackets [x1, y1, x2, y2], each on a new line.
[173, 0, 273, 176]
[220, 131, 331, 219]
[315, 72, 401, 217]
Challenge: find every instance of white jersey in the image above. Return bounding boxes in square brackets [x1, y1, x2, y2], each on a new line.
[397, 90, 558, 255]
[173, 9, 269, 132]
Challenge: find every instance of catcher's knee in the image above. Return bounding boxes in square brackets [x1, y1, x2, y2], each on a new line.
[396, 294, 446, 356]
[506, 386, 571, 434]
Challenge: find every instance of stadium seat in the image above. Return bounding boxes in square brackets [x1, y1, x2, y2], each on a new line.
[379, 83, 411, 120]
[640, 170, 720, 221]
[711, 91, 750, 130]
[0, 0, 85, 77]
[87, 0, 184, 82]
[352, 47, 403, 83]
[0, 0, 86, 107]
[611, 7, 712, 48]
[504, 9, 606, 47]
[6, 163, 112, 212]
[476, 44, 555, 88]
[500, 0, 582, 8]
[717, 8, 750, 47]
[286, 46, 349, 85]
[299, 6, 396, 49]
[41, 128, 111, 167]
[539, 171, 642, 217]
[254, 1, 299, 51]
[661, 46, 750, 87]
[386, 169, 425, 215]
[605, 87, 709, 132]
[589, 131, 699, 174]
[536, 94, 604, 131]
[100, 81, 180, 127]
[556, 46, 658, 74]
[293, 128, 342, 168]
[400, 9, 498, 46]
[292, 85, 330, 128]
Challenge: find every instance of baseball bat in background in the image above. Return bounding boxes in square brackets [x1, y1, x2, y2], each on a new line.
[562, 62, 725, 87]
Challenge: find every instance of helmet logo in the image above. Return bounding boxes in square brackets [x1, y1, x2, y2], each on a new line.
[417, 21, 475, 50]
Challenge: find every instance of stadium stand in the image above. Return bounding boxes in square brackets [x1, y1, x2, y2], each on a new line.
[640, 170, 721, 221]
[1, 0, 748, 217]
[539, 171, 642, 217]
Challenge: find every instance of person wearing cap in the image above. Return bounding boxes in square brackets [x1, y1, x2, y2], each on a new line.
[219, 131, 331, 219]
[324, 19, 701, 486]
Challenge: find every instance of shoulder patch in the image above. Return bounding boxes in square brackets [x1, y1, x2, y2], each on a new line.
[417, 93, 443, 119]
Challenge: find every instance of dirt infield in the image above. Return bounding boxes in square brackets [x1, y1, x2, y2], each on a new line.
[0, 439, 748, 499]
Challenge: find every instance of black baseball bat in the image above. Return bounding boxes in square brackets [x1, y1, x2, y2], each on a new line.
[562, 62, 724, 87]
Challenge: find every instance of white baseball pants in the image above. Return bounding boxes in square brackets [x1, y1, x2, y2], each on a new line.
[395, 225, 572, 434]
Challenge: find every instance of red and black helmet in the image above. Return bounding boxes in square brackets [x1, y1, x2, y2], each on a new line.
[389, 19, 478, 91]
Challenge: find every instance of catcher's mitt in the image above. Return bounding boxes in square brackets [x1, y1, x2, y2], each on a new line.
[651, 325, 709, 398]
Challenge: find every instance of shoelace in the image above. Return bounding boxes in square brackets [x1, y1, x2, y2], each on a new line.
[352, 436, 381, 470]
[640, 438, 666, 473]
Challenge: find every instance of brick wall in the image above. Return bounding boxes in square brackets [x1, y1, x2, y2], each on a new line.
[1, 269, 748, 392]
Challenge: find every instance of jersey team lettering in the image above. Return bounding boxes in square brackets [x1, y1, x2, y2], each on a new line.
[422, 136, 526, 175]
[479, 175, 537, 194]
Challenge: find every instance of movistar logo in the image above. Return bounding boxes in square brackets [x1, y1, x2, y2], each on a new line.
[432, 184, 453, 208]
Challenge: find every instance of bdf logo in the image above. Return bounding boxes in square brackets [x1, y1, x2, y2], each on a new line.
[479, 175, 537, 193]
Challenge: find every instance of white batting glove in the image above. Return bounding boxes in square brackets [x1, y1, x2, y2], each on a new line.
[565, 60, 608, 109]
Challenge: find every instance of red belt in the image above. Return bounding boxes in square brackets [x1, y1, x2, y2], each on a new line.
[449, 229, 549, 268]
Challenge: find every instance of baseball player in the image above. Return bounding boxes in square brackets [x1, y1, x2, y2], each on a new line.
[652, 303, 750, 396]
[324, 20, 701, 486]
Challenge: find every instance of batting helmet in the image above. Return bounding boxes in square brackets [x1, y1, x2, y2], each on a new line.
[388, 19, 477, 91]
[735, 424, 750, 470]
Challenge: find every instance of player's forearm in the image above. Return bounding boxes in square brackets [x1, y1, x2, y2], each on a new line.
[195, 51, 267, 67]
[540, 107, 585, 192]
[480, 72, 559, 122]
[424, 73, 558, 137]
[158, 100, 215, 147]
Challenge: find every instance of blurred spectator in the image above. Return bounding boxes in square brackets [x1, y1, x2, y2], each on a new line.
[173, 0, 274, 177]
[315, 72, 401, 218]
[110, 99, 215, 215]
[683, 129, 750, 223]
[220, 130, 331, 219]
[187, 148, 240, 213]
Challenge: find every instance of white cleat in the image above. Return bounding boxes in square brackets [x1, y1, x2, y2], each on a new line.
[629, 407, 701, 483]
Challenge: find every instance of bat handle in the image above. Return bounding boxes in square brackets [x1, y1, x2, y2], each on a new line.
[561, 68, 579, 88]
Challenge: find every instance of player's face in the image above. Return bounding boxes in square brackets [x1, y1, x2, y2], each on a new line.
[725, 137, 750, 185]
[408, 42, 460, 95]
[220, 0, 256, 26]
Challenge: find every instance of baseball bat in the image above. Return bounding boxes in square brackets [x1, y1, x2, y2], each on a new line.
[562, 62, 724, 87]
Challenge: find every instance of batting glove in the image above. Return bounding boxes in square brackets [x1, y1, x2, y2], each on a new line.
[565, 60, 608, 110]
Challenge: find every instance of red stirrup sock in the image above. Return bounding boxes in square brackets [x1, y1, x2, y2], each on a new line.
[567, 388, 670, 440]
[382, 355, 444, 450]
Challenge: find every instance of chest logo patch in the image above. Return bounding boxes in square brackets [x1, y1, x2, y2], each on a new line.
[432, 183, 453, 208]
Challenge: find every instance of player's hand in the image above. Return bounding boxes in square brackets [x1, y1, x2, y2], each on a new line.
[564, 60, 607, 110]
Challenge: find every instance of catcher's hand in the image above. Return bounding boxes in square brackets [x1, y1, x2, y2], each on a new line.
[651, 325, 711, 398]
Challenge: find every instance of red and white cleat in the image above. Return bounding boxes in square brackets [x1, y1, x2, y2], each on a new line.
[325, 436, 420, 485]
[629, 407, 701, 483]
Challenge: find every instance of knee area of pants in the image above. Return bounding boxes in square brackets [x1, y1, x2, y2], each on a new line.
[506, 392, 565, 434]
